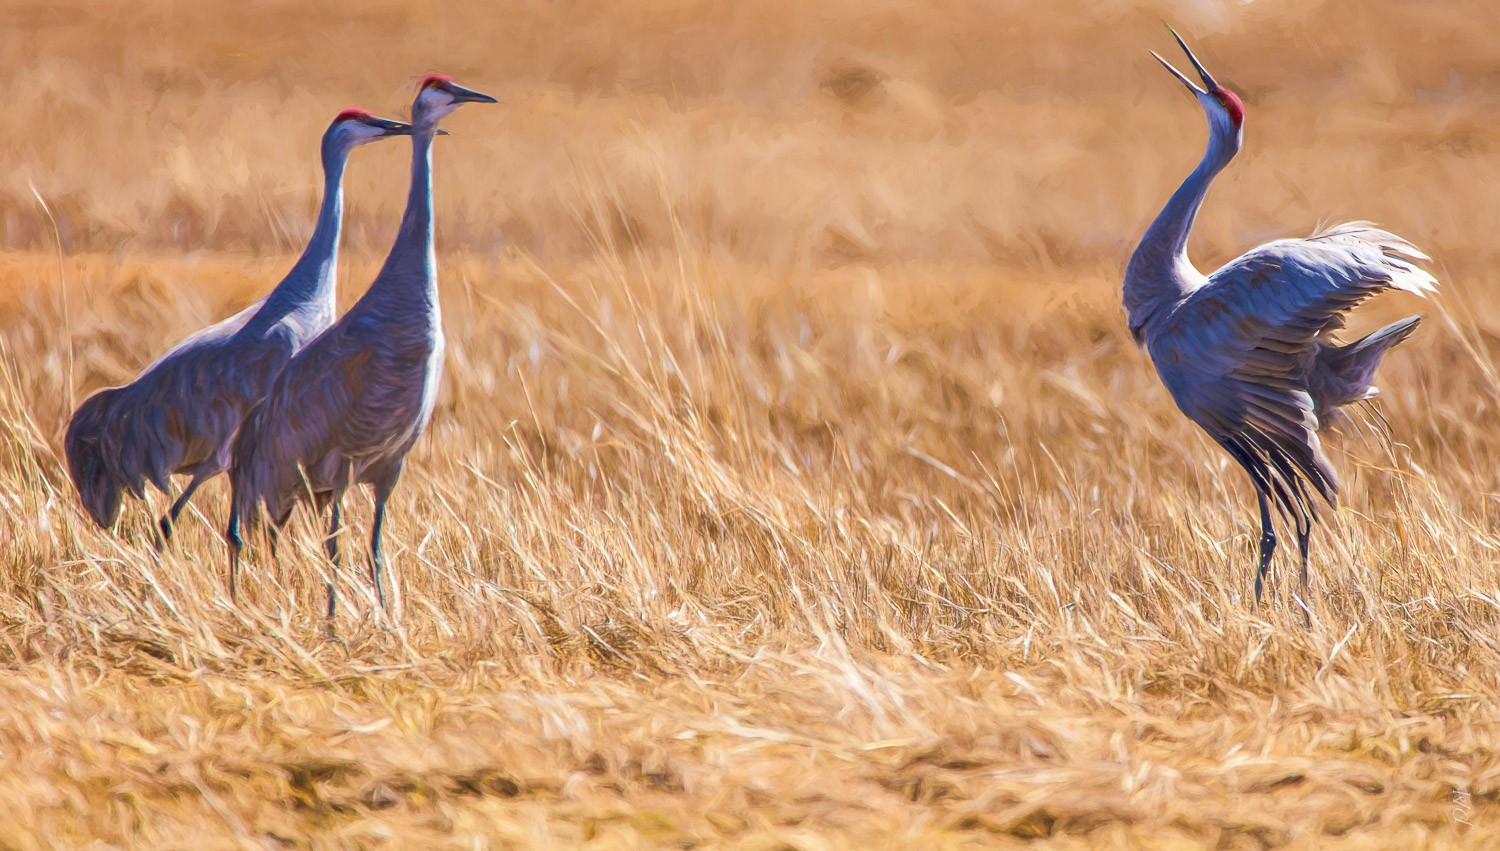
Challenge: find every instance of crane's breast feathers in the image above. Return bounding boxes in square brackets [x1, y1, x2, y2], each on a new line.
[249, 322, 441, 477]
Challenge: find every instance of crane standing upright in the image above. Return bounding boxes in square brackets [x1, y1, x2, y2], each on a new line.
[226, 76, 496, 615]
[1125, 31, 1437, 604]
[65, 110, 413, 539]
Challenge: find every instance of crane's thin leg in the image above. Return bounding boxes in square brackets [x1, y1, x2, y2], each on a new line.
[1221, 439, 1277, 606]
[1254, 490, 1276, 604]
[1295, 516, 1313, 628]
[369, 490, 391, 612]
[324, 494, 343, 621]
[368, 468, 401, 613]
[1297, 523, 1311, 597]
[157, 472, 209, 547]
[226, 510, 243, 606]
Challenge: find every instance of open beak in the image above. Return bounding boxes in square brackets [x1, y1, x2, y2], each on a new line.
[367, 117, 414, 136]
[1151, 27, 1218, 95]
[443, 81, 499, 105]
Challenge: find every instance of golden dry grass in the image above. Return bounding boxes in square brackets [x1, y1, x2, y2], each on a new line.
[3, 0, 1500, 846]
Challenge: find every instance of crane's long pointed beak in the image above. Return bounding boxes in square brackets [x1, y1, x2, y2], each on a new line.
[370, 117, 414, 136]
[1151, 50, 1204, 95]
[1167, 26, 1218, 91]
[447, 82, 499, 104]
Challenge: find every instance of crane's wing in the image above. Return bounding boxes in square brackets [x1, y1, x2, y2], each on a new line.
[138, 298, 266, 377]
[1149, 222, 1436, 516]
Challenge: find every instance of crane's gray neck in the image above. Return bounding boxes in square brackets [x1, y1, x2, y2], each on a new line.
[254, 142, 348, 326]
[394, 127, 436, 279]
[1124, 126, 1238, 340]
[363, 127, 437, 310]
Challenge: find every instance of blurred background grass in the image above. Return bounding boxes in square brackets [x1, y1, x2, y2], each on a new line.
[5, 0, 1500, 267]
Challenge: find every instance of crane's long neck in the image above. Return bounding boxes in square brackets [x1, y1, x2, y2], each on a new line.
[1125, 123, 1238, 339]
[362, 127, 438, 315]
[256, 145, 348, 326]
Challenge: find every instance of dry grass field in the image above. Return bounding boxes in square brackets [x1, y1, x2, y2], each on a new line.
[4, 0, 1500, 846]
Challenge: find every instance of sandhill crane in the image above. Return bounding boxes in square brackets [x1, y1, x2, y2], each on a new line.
[1126, 31, 1436, 605]
[65, 110, 413, 541]
[226, 76, 496, 614]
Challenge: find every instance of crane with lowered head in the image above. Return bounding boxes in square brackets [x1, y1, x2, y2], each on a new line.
[65, 109, 413, 542]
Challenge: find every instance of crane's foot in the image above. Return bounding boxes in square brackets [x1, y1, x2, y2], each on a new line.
[323, 581, 339, 639]
[1293, 594, 1313, 630]
[320, 633, 351, 657]
[370, 561, 388, 613]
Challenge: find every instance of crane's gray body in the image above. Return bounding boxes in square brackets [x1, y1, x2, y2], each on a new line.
[1127, 32, 1435, 601]
[226, 78, 494, 612]
[64, 118, 368, 532]
[229, 183, 444, 529]
[67, 297, 325, 522]
[1138, 224, 1435, 514]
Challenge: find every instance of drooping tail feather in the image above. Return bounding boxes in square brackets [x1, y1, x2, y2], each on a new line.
[1310, 315, 1423, 421]
[1336, 315, 1422, 366]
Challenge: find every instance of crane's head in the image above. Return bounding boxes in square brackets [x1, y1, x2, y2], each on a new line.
[65, 388, 125, 529]
[325, 108, 413, 152]
[412, 75, 498, 128]
[1152, 28, 1244, 146]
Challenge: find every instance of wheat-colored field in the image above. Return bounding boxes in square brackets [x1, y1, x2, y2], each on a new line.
[3, 0, 1500, 846]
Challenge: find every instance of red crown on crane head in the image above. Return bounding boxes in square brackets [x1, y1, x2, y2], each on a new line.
[420, 74, 455, 90]
[1214, 88, 1245, 127]
[334, 108, 374, 123]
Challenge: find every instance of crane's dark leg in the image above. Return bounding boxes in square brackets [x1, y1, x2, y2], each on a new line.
[369, 491, 390, 612]
[1220, 438, 1277, 604]
[324, 494, 343, 620]
[1297, 521, 1311, 597]
[157, 472, 210, 547]
[1295, 513, 1313, 627]
[368, 468, 401, 612]
[1254, 489, 1276, 603]
[225, 509, 243, 605]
